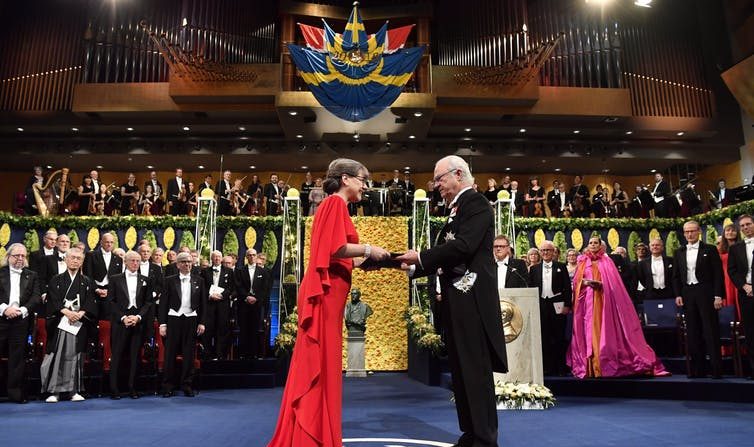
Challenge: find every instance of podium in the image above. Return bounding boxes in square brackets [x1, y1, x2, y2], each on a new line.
[495, 287, 543, 385]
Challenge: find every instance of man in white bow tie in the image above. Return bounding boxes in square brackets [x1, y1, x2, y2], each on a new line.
[201, 250, 235, 360]
[672, 220, 723, 378]
[726, 214, 754, 379]
[0, 244, 41, 403]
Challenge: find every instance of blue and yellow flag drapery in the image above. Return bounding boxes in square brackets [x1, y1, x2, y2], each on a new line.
[288, 3, 424, 122]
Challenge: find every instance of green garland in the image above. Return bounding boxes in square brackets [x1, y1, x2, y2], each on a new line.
[23, 229, 39, 254]
[274, 307, 298, 355]
[515, 231, 530, 257]
[553, 231, 567, 262]
[222, 230, 240, 258]
[705, 225, 718, 245]
[627, 231, 642, 262]
[0, 211, 282, 231]
[68, 229, 79, 244]
[262, 231, 279, 268]
[142, 230, 158, 250]
[665, 231, 680, 257]
[179, 230, 195, 250]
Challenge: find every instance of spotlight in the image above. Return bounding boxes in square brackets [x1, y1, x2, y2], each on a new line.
[413, 112, 423, 117]
[634, 0, 652, 8]
[182, 126, 190, 131]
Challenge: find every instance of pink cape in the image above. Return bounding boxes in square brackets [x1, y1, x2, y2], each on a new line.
[567, 251, 669, 378]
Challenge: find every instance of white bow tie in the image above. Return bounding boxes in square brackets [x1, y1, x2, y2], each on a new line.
[746, 239, 754, 245]
[10, 268, 23, 275]
[127, 272, 139, 278]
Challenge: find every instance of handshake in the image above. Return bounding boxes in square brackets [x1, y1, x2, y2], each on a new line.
[357, 249, 421, 271]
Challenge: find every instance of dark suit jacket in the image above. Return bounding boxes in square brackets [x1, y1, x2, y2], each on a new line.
[528, 261, 572, 307]
[711, 188, 733, 208]
[166, 177, 183, 203]
[653, 180, 671, 199]
[29, 247, 56, 279]
[415, 189, 507, 372]
[43, 253, 68, 293]
[201, 265, 236, 301]
[107, 272, 153, 322]
[46, 271, 98, 352]
[83, 249, 123, 284]
[498, 258, 528, 288]
[609, 254, 637, 298]
[726, 241, 754, 299]
[263, 182, 280, 202]
[385, 179, 406, 190]
[636, 255, 674, 300]
[672, 242, 723, 298]
[216, 179, 232, 203]
[159, 274, 206, 326]
[0, 266, 41, 313]
[235, 265, 271, 306]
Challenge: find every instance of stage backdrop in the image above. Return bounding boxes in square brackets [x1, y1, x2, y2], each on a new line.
[304, 216, 409, 372]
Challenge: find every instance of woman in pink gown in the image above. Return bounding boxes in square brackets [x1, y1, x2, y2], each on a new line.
[567, 235, 669, 378]
[267, 158, 390, 447]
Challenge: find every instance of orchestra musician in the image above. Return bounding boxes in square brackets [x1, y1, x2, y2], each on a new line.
[300, 172, 314, 216]
[144, 171, 164, 215]
[197, 174, 214, 196]
[570, 175, 590, 217]
[551, 182, 571, 218]
[139, 184, 156, 216]
[525, 177, 545, 217]
[509, 180, 524, 216]
[245, 174, 262, 216]
[263, 174, 282, 216]
[166, 168, 185, 215]
[216, 170, 233, 216]
[592, 184, 608, 218]
[77, 175, 97, 216]
[120, 173, 140, 216]
[651, 172, 672, 217]
[610, 181, 629, 217]
[24, 166, 45, 215]
[709, 178, 732, 210]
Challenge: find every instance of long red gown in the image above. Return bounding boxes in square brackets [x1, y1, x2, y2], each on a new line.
[268, 195, 358, 447]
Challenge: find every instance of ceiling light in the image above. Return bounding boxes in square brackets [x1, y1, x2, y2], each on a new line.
[288, 111, 298, 116]
[239, 136, 248, 140]
[353, 133, 360, 139]
[46, 165, 53, 169]
[127, 127, 134, 131]
[238, 126, 246, 131]
[676, 131, 685, 136]
[573, 130, 581, 134]
[414, 112, 423, 117]
[462, 137, 471, 141]
[519, 128, 526, 133]
[505, 167, 511, 171]
[625, 131, 633, 135]
[96, 165, 103, 169]
[602, 168, 610, 173]
[650, 169, 657, 173]
[249, 165, 256, 169]
[197, 165, 204, 169]
[182, 126, 190, 131]
[17, 127, 23, 132]
[146, 165, 154, 169]
[409, 135, 416, 139]
[634, 0, 652, 7]
[296, 134, 303, 139]
[71, 127, 79, 132]
[464, 128, 471, 132]
[404, 166, 411, 170]
[554, 168, 561, 172]
[301, 165, 308, 169]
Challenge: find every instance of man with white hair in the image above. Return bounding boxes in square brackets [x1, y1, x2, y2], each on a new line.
[41, 247, 97, 403]
[201, 250, 235, 360]
[29, 230, 58, 281]
[398, 155, 507, 447]
[1, 244, 41, 403]
[159, 252, 206, 397]
[108, 250, 153, 399]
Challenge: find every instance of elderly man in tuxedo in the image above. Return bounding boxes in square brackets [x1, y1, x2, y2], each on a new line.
[673, 220, 724, 378]
[726, 214, 754, 378]
[529, 240, 572, 376]
[108, 250, 153, 399]
[159, 252, 206, 397]
[202, 250, 235, 360]
[398, 155, 507, 447]
[0, 244, 41, 403]
[235, 249, 271, 359]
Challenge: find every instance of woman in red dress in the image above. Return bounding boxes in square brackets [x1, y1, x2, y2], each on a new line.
[718, 224, 741, 319]
[268, 158, 390, 447]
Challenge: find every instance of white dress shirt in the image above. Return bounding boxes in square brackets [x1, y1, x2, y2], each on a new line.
[247, 265, 257, 295]
[496, 257, 509, 290]
[57, 252, 67, 274]
[685, 243, 699, 285]
[559, 191, 566, 211]
[44, 247, 54, 256]
[126, 271, 138, 309]
[169, 274, 197, 317]
[212, 266, 221, 287]
[102, 250, 112, 270]
[140, 261, 150, 277]
[651, 255, 665, 289]
[1, 268, 28, 318]
[745, 238, 754, 284]
[541, 262, 554, 298]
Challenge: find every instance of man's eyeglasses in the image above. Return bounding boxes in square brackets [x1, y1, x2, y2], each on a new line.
[433, 168, 458, 184]
[493, 245, 509, 249]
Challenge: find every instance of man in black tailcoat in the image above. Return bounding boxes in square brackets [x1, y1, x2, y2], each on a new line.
[235, 249, 271, 359]
[201, 250, 235, 360]
[0, 244, 41, 403]
[529, 240, 572, 376]
[398, 155, 506, 447]
[726, 214, 754, 378]
[672, 220, 724, 378]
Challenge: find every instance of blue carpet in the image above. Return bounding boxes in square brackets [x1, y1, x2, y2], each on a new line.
[5, 373, 754, 447]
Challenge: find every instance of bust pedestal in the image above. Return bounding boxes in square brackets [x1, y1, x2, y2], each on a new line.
[345, 333, 367, 377]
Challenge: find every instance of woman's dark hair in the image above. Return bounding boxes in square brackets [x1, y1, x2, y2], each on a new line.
[719, 223, 738, 254]
[322, 158, 367, 194]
